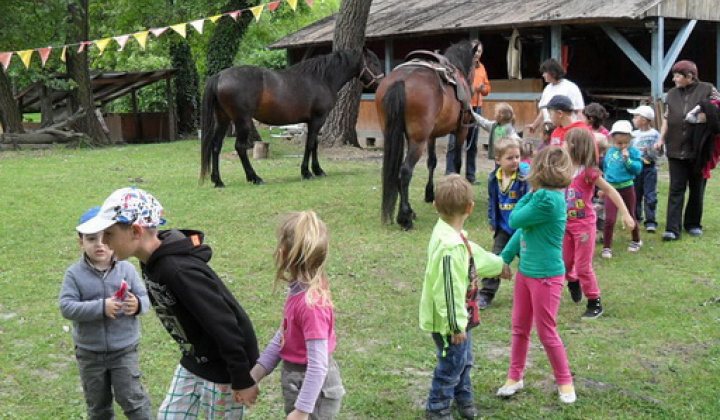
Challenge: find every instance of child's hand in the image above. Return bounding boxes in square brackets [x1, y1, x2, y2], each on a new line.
[622, 149, 629, 159]
[451, 332, 467, 345]
[525, 124, 536, 134]
[621, 213, 636, 231]
[104, 298, 122, 319]
[500, 263, 513, 280]
[123, 292, 139, 315]
[597, 190, 605, 199]
[287, 410, 310, 420]
[233, 384, 259, 407]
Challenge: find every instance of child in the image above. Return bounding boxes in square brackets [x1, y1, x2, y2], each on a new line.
[583, 102, 611, 140]
[496, 146, 576, 404]
[545, 95, 591, 146]
[77, 187, 260, 419]
[593, 133, 610, 243]
[519, 140, 534, 172]
[480, 137, 529, 309]
[537, 122, 554, 153]
[563, 129, 636, 319]
[602, 121, 643, 258]
[250, 211, 345, 419]
[471, 102, 518, 160]
[420, 174, 507, 420]
[629, 105, 661, 232]
[60, 206, 153, 420]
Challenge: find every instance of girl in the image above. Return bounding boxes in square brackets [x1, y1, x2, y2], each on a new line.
[583, 102, 611, 140]
[563, 128, 636, 319]
[496, 146, 576, 403]
[472, 102, 518, 160]
[251, 211, 344, 420]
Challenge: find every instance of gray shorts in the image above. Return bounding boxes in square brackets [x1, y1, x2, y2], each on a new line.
[281, 357, 345, 419]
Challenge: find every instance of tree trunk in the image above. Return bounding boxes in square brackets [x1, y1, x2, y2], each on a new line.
[0, 68, 25, 133]
[170, 40, 200, 136]
[321, 0, 373, 147]
[66, 1, 110, 146]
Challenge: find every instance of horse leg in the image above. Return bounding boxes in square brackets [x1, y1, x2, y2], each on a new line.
[210, 116, 231, 188]
[234, 120, 264, 185]
[397, 142, 423, 230]
[451, 133, 464, 174]
[304, 120, 326, 179]
[425, 137, 438, 203]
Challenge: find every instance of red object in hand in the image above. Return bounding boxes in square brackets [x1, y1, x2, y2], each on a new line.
[114, 280, 128, 300]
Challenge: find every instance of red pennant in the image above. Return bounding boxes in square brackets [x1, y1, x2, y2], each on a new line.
[0, 52, 12, 71]
[77, 41, 91, 53]
[305, 0, 314, 7]
[38, 47, 52, 66]
[268, 1, 281, 11]
[228, 10, 241, 20]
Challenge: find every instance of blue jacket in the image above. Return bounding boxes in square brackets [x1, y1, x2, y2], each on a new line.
[488, 166, 529, 235]
[603, 146, 643, 188]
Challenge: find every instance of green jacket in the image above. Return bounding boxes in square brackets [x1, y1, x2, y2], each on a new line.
[420, 219, 504, 334]
[500, 189, 567, 278]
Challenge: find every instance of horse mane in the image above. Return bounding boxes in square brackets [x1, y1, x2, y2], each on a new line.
[286, 50, 362, 82]
[443, 40, 475, 77]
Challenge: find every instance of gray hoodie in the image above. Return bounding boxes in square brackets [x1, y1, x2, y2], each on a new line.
[59, 256, 150, 352]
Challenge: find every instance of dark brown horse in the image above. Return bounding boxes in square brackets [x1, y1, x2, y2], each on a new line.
[200, 49, 383, 186]
[377, 40, 478, 229]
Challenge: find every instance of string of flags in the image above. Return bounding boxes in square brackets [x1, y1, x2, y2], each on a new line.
[0, 0, 315, 72]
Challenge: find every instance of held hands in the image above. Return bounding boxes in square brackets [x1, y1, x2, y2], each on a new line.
[104, 298, 123, 319]
[451, 332, 467, 345]
[233, 384, 259, 407]
[250, 364, 267, 383]
[287, 410, 310, 420]
[500, 263, 513, 280]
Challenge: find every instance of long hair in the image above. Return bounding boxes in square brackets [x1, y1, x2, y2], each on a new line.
[527, 146, 573, 190]
[274, 211, 332, 307]
[565, 128, 598, 184]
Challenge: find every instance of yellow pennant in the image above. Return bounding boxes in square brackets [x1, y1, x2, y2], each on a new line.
[94, 38, 112, 54]
[209, 14, 222, 23]
[18, 49, 34, 68]
[133, 31, 149, 50]
[287, 0, 298, 11]
[250, 5, 264, 21]
[61, 46, 67, 62]
[170, 23, 187, 38]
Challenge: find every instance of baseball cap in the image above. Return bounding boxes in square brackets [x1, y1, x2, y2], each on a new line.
[78, 206, 101, 226]
[542, 95, 574, 112]
[628, 105, 655, 121]
[76, 187, 166, 235]
[609, 120, 634, 135]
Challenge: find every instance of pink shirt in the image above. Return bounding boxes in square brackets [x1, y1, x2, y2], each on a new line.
[566, 166, 600, 226]
[279, 290, 336, 364]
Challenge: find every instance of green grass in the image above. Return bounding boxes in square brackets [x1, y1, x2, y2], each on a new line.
[0, 139, 718, 419]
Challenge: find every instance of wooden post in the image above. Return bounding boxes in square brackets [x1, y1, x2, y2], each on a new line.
[166, 78, 176, 141]
[253, 141, 269, 159]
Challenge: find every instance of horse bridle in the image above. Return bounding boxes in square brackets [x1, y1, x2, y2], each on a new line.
[359, 59, 384, 88]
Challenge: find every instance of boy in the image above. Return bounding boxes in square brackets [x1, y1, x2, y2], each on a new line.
[544, 95, 591, 146]
[77, 187, 260, 419]
[480, 137, 528, 309]
[629, 105, 661, 232]
[420, 175, 508, 420]
[60, 206, 153, 420]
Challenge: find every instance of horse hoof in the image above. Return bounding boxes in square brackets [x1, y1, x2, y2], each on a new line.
[313, 170, 327, 177]
[214, 182, 226, 188]
[252, 179, 265, 185]
[302, 173, 315, 180]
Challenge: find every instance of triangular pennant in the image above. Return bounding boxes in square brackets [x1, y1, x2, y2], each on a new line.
[250, 5, 264, 21]
[77, 41, 89, 53]
[18, 49, 34, 68]
[287, 0, 298, 11]
[228, 10, 241, 20]
[268, 1, 281, 11]
[190, 19, 205, 34]
[38, 47, 52, 66]
[61, 46, 67, 62]
[305, 0, 314, 7]
[133, 31, 149, 50]
[94, 38, 113, 54]
[114, 35, 130, 51]
[170, 23, 187, 38]
[151, 27, 168, 37]
[0, 52, 13, 71]
[209, 14, 222, 23]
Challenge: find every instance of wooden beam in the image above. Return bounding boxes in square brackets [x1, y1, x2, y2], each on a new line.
[651, 17, 664, 99]
[601, 23, 652, 80]
[550, 25, 562, 61]
[661, 20, 697, 78]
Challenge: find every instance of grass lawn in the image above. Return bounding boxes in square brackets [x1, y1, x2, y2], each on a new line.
[0, 138, 718, 419]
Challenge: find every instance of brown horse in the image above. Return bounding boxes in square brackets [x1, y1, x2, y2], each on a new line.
[377, 40, 478, 229]
[200, 49, 383, 187]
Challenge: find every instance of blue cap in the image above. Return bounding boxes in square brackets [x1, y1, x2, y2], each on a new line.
[78, 206, 101, 230]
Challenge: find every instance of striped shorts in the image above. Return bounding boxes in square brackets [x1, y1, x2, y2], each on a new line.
[158, 365, 246, 419]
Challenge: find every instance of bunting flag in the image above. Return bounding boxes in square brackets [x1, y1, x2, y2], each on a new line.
[267, 1, 281, 12]
[94, 38, 113, 54]
[287, 0, 298, 11]
[189, 19, 205, 34]
[305, 0, 314, 7]
[114, 35, 130, 51]
[0, 52, 12, 71]
[18, 50, 34, 68]
[209, 14, 223, 23]
[170, 23, 187, 38]
[250, 5, 264, 22]
[38, 47, 52, 66]
[150, 27, 169, 37]
[61, 46, 67, 62]
[133, 31, 149, 50]
[77, 41, 88, 53]
[228, 10, 241, 20]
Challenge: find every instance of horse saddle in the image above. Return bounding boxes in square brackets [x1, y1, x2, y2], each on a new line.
[396, 50, 472, 113]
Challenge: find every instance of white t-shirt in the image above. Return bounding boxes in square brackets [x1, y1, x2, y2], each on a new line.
[539, 79, 585, 121]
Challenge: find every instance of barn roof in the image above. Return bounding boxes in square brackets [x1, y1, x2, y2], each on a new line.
[270, 0, 714, 49]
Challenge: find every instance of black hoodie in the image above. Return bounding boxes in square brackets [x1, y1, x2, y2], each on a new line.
[141, 229, 259, 390]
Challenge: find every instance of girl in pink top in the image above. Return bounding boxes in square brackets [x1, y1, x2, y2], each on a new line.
[251, 211, 344, 420]
[563, 129, 635, 319]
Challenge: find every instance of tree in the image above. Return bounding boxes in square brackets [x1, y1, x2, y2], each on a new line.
[321, 0, 373, 147]
[0, 70, 24, 133]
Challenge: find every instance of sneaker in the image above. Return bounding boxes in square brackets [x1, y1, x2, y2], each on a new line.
[582, 298, 603, 319]
[628, 241, 642, 252]
[478, 294, 492, 310]
[497, 380, 524, 397]
[662, 231, 679, 241]
[558, 388, 577, 404]
[646, 223, 657, 233]
[601, 248, 612, 259]
[425, 408, 453, 420]
[567, 281, 582, 303]
[688, 227, 704, 237]
[455, 402, 477, 419]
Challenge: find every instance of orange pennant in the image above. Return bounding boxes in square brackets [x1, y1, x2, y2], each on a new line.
[38, 47, 52, 66]
[268, 1, 281, 11]
[0, 52, 12, 71]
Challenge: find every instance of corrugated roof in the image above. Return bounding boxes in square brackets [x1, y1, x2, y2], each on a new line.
[271, 0, 663, 49]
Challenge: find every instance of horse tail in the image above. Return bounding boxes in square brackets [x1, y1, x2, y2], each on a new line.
[381, 80, 407, 225]
[200, 74, 222, 183]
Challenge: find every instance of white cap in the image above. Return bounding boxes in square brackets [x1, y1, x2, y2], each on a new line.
[628, 105, 655, 121]
[609, 120, 634, 135]
[76, 187, 165, 234]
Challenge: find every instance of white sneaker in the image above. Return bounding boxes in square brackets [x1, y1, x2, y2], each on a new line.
[601, 248, 612, 259]
[559, 389, 577, 404]
[497, 380, 524, 397]
[628, 241, 643, 252]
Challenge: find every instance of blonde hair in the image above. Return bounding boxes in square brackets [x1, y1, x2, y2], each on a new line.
[494, 136, 520, 160]
[434, 174, 474, 216]
[274, 211, 332, 306]
[495, 102, 515, 124]
[527, 146, 573, 190]
[565, 128, 598, 183]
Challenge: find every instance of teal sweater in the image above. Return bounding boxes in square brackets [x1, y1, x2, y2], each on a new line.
[500, 189, 567, 278]
[603, 146, 643, 188]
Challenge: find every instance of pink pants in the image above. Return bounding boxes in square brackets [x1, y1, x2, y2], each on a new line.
[563, 221, 600, 299]
[509, 272, 572, 386]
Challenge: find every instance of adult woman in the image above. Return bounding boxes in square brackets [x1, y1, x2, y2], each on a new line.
[526, 58, 585, 135]
[656, 60, 720, 240]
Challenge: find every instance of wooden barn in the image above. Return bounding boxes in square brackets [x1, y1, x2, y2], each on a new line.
[270, 0, 720, 144]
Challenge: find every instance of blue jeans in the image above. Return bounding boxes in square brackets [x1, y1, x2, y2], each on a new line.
[427, 332, 474, 411]
[634, 164, 658, 225]
[445, 106, 480, 182]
